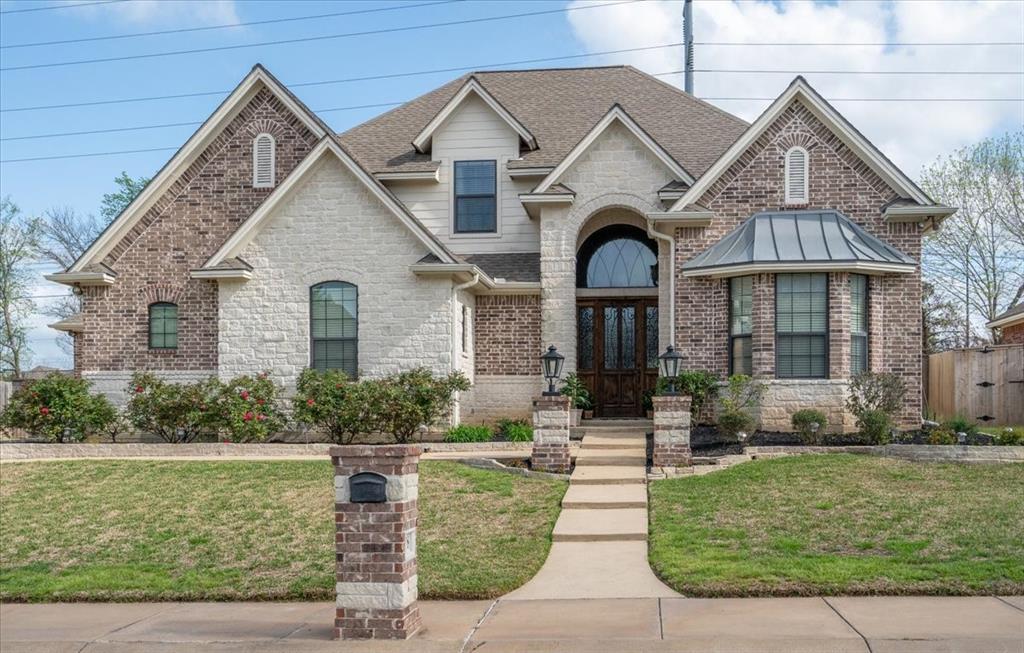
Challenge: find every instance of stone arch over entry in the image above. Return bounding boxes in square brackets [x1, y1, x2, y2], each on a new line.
[540, 193, 669, 416]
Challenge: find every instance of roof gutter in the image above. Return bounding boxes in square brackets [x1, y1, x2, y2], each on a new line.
[646, 220, 675, 348]
[451, 272, 480, 375]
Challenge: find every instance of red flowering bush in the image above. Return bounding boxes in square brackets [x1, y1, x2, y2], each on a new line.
[291, 368, 380, 444]
[0, 373, 116, 442]
[216, 372, 286, 442]
[124, 372, 221, 443]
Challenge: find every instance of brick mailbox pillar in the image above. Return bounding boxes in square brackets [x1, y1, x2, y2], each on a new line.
[652, 395, 693, 467]
[532, 395, 571, 473]
[331, 445, 422, 640]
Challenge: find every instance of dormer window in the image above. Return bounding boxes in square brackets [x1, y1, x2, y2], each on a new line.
[453, 160, 497, 233]
[253, 133, 275, 188]
[784, 146, 808, 205]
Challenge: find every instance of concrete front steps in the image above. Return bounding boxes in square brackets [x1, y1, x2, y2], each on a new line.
[504, 421, 678, 600]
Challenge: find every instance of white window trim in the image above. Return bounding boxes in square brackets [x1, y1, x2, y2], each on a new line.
[784, 146, 809, 205]
[253, 133, 276, 188]
[449, 156, 504, 239]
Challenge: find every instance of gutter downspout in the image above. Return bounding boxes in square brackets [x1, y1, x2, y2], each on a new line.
[451, 273, 480, 425]
[647, 223, 676, 347]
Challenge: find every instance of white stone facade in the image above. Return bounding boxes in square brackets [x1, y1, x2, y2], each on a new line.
[460, 375, 544, 424]
[218, 156, 457, 391]
[755, 379, 855, 433]
[83, 370, 216, 406]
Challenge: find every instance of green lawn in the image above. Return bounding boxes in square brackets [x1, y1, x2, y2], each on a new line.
[649, 454, 1024, 597]
[0, 460, 566, 602]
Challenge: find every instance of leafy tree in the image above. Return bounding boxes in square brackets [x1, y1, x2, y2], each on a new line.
[921, 131, 1024, 344]
[922, 280, 964, 353]
[0, 197, 42, 377]
[100, 171, 150, 222]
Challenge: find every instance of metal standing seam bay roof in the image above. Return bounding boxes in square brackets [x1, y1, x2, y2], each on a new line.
[337, 66, 748, 176]
[681, 210, 917, 275]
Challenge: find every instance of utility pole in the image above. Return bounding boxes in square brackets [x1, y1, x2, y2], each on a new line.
[683, 0, 694, 94]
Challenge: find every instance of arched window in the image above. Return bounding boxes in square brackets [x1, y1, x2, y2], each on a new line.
[310, 281, 358, 377]
[148, 302, 178, 349]
[785, 146, 809, 205]
[576, 225, 658, 288]
[252, 133, 275, 188]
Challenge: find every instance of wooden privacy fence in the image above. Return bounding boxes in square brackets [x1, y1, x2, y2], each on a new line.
[927, 345, 1024, 426]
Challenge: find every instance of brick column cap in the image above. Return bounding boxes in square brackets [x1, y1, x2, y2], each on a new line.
[652, 394, 692, 411]
[329, 444, 423, 459]
[533, 395, 571, 409]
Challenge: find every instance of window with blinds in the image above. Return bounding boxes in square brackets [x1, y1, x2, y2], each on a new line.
[310, 281, 358, 377]
[776, 273, 828, 378]
[252, 133, 275, 188]
[453, 160, 496, 233]
[729, 276, 754, 375]
[851, 274, 869, 375]
[784, 146, 808, 205]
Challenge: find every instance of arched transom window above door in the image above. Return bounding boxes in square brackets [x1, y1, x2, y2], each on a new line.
[576, 224, 658, 288]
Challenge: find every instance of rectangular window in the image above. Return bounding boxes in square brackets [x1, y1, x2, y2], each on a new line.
[454, 160, 497, 233]
[729, 276, 753, 375]
[776, 273, 828, 378]
[578, 306, 594, 370]
[148, 303, 178, 350]
[851, 274, 869, 375]
[311, 282, 358, 378]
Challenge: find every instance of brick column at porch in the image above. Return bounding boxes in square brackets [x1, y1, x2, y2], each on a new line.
[331, 445, 422, 640]
[652, 395, 693, 468]
[532, 395, 571, 473]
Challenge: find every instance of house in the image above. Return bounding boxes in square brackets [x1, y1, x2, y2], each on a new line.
[47, 64, 956, 431]
[987, 303, 1024, 344]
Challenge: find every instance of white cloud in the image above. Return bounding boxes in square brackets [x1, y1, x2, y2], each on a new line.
[568, 0, 1023, 178]
[76, 0, 239, 27]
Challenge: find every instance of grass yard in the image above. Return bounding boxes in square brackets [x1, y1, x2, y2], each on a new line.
[649, 454, 1024, 597]
[0, 460, 566, 602]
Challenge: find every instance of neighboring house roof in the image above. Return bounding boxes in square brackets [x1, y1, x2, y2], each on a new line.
[338, 66, 748, 176]
[54, 65, 330, 282]
[202, 137, 460, 271]
[532, 103, 694, 193]
[669, 76, 938, 212]
[680, 210, 917, 277]
[462, 253, 540, 283]
[987, 302, 1024, 329]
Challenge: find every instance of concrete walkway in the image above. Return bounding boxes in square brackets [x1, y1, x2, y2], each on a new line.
[504, 422, 679, 600]
[4, 597, 1022, 652]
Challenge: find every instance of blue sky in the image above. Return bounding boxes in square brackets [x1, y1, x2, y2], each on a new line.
[0, 0, 1021, 368]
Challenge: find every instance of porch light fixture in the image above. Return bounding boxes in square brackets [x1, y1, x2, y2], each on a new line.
[540, 345, 565, 396]
[658, 345, 684, 394]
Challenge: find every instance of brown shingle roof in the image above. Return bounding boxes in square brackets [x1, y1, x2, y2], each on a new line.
[338, 66, 747, 177]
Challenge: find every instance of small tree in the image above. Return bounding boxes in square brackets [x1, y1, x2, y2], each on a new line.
[845, 372, 907, 419]
[717, 374, 767, 440]
[124, 372, 221, 443]
[0, 373, 115, 442]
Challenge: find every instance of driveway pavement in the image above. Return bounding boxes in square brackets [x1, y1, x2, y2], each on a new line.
[3, 596, 1022, 652]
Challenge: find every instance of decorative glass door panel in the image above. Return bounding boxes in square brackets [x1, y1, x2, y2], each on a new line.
[577, 298, 658, 417]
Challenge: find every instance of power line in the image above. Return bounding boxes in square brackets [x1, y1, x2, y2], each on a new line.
[0, 0, 637, 72]
[696, 41, 1024, 47]
[1, 146, 178, 163]
[0, 0, 124, 15]
[694, 69, 1023, 75]
[0, 41, 686, 113]
[1, 0, 461, 50]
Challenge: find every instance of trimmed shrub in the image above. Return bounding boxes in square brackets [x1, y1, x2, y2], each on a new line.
[995, 427, 1024, 446]
[0, 373, 116, 442]
[927, 426, 957, 445]
[217, 373, 286, 443]
[717, 375, 766, 441]
[125, 372, 221, 443]
[718, 409, 754, 440]
[376, 368, 471, 443]
[791, 409, 828, 445]
[444, 424, 492, 443]
[498, 418, 533, 442]
[846, 372, 906, 420]
[655, 370, 720, 422]
[291, 369, 380, 445]
[856, 409, 893, 445]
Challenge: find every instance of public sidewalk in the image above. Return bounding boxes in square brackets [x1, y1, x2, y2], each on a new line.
[3, 596, 1022, 652]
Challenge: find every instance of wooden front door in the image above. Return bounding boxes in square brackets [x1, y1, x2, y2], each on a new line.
[577, 298, 659, 417]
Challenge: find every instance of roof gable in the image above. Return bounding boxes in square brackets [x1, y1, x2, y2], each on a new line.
[670, 77, 932, 212]
[66, 65, 328, 275]
[412, 77, 537, 154]
[533, 104, 694, 194]
[203, 138, 458, 269]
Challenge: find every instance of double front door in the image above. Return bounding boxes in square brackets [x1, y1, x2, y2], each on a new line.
[576, 298, 659, 417]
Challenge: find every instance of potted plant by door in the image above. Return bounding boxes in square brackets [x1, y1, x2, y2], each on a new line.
[560, 373, 592, 426]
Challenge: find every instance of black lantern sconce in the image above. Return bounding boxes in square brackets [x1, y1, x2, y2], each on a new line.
[658, 345, 684, 395]
[540, 345, 565, 396]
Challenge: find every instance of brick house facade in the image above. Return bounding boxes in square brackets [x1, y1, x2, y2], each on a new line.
[50, 66, 954, 431]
